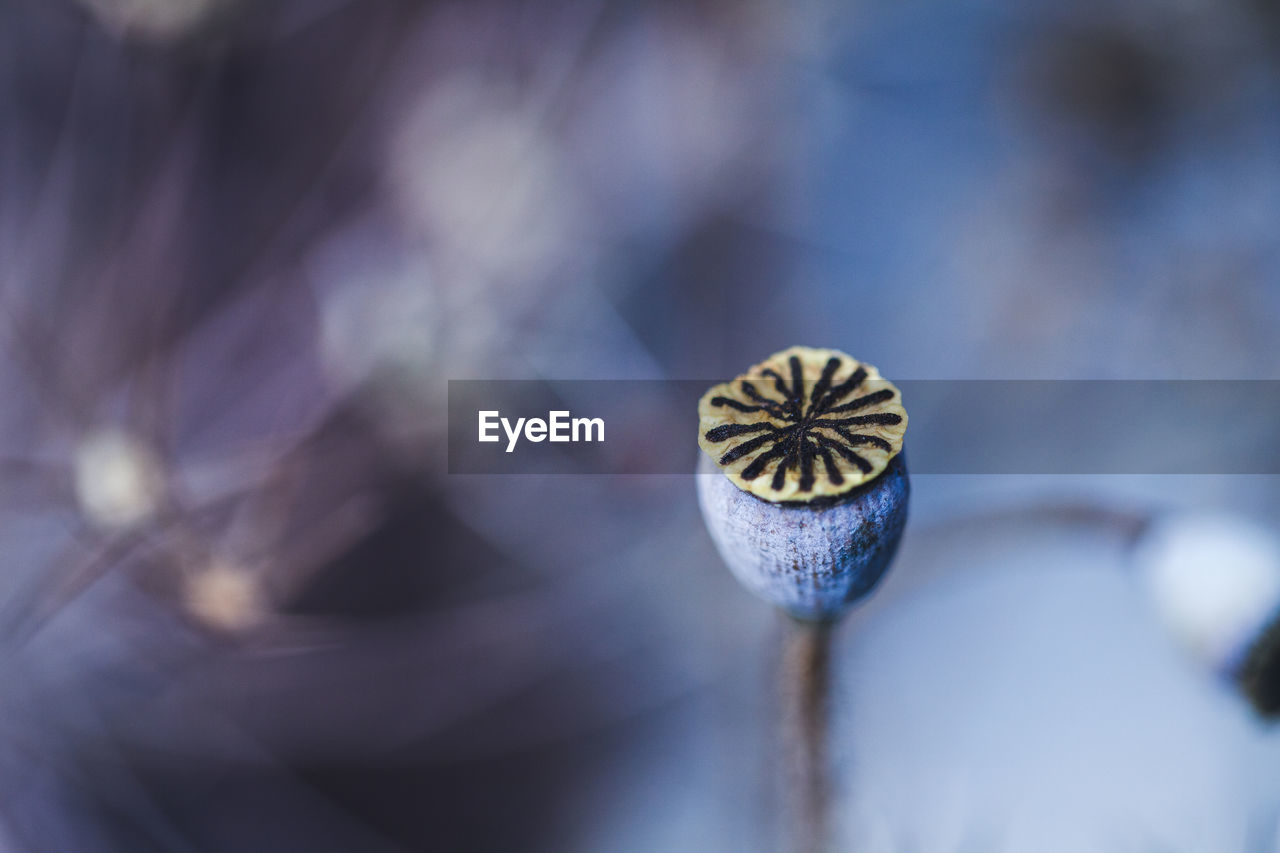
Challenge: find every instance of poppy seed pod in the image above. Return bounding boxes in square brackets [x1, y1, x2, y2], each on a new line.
[696, 347, 910, 621]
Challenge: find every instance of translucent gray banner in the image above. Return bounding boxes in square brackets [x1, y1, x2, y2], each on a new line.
[447, 380, 1280, 474]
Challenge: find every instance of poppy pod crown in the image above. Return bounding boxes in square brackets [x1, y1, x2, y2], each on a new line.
[696, 346, 911, 621]
[697, 346, 907, 504]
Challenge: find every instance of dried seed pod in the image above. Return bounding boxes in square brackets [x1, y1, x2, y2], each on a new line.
[696, 347, 910, 620]
[697, 346, 906, 503]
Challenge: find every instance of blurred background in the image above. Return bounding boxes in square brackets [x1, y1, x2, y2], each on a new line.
[2, 0, 1280, 850]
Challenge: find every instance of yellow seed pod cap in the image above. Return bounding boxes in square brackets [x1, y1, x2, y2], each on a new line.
[698, 346, 907, 503]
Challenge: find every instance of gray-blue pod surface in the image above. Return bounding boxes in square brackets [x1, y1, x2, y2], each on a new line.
[697, 451, 909, 621]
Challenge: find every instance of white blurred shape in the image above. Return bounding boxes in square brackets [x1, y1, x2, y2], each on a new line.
[307, 220, 451, 438]
[185, 561, 263, 632]
[1136, 513, 1280, 673]
[78, 0, 226, 40]
[389, 77, 579, 281]
[74, 429, 164, 530]
[318, 254, 438, 394]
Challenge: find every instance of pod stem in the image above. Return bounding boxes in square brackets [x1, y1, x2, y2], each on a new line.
[780, 616, 833, 853]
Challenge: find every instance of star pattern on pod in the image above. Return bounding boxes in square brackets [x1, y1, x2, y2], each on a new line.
[698, 347, 907, 502]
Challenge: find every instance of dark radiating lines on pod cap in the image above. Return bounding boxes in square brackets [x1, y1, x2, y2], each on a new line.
[696, 346, 907, 503]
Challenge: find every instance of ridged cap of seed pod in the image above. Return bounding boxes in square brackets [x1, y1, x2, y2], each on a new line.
[697, 346, 906, 504]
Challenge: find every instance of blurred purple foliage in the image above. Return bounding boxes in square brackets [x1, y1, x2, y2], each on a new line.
[1, 0, 1279, 850]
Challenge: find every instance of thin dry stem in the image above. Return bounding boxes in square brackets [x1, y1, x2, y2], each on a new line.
[780, 616, 833, 853]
